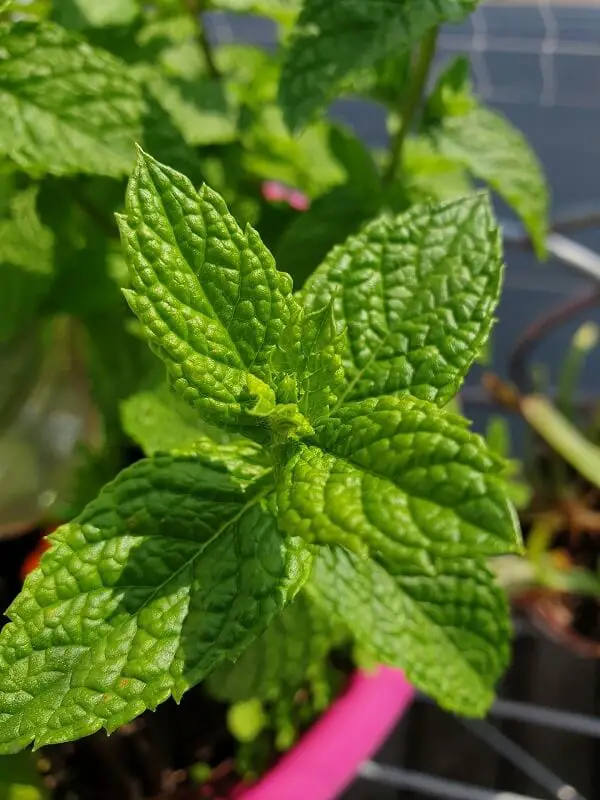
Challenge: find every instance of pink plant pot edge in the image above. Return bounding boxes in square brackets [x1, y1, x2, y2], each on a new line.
[235, 667, 414, 800]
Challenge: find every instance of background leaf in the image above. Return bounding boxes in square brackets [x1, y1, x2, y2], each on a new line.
[0, 455, 308, 752]
[52, 0, 139, 29]
[279, 0, 479, 129]
[0, 21, 143, 176]
[426, 57, 549, 257]
[0, 188, 54, 343]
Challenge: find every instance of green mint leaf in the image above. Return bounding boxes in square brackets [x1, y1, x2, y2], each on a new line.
[0, 187, 54, 343]
[118, 148, 298, 432]
[121, 387, 269, 483]
[276, 395, 522, 559]
[52, 0, 138, 29]
[307, 545, 510, 716]
[302, 193, 503, 407]
[134, 66, 238, 148]
[426, 58, 549, 258]
[0, 455, 310, 751]
[207, 594, 344, 705]
[279, 0, 478, 129]
[403, 137, 473, 205]
[0, 21, 143, 177]
[277, 303, 346, 423]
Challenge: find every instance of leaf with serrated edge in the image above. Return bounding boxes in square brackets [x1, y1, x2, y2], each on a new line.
[121, 388, 268, 483]
[432, 108, 548, 259]
[277, 302, 346, 423]
[302, 193, 503, 407]
[0, 22, 143, 177]
[0, 455, 310, 752]
[426, 58, 548, 258]
[279, 0, 478, 129]
[307, 546, 510, 716]
[118, 148, 298, 431]
[276, 395, 522, 558]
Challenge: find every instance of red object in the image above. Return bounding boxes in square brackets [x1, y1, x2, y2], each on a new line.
[20, 529, 54, 581]
[261, 181, 310, 212]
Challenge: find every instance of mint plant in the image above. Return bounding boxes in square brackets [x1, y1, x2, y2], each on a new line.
[0, 0, 549, 773]
[0, 148, 521, 752]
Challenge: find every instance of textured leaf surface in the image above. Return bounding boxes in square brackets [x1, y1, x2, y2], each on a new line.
[118, 149, 298, 430]
[207, 594, 343, 704]
[0, 22, 143, 176]
[52, 0, 138, 29]
[277, 304, 346, 423]
[0, 188, 54, 343]
[426, 58, 548, 257]
[121, 388, 268, 483]
[0, 455, 309, 752]
[307, 546, 510, 716]
[302, 194, 503, 406]
[279, 0, 478, 129]
[276, 395, 521, 560]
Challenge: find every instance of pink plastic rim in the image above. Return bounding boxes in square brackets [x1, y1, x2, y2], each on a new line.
[235, 667, 414, 800]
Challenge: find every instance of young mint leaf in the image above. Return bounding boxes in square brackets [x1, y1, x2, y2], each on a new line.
[207, 594, 344, 705]
[0, 455, 310, 752]
[279, 0, 479, 129]
[118, 148, 299, 432]
[52, 0, 138, 29]
[277, 303, 346, 423]
[276, 395, 522, 559]
[0, 21, 143, 177]
[307, 545, 510, 717]
[0, 187, 54, 343]
[121, 387, 269, 483]
[302, 193, 503, 407]
[426, 58, 549, 258]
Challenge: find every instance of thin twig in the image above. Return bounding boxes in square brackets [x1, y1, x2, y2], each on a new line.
[383, 27, 439, 186]
[183, 0, 221, 81]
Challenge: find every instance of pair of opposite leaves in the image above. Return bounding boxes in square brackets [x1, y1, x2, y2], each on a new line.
[0, 149, 520, 753]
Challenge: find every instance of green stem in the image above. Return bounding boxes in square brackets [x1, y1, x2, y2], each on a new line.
[183, 0, 221, 81]
[521, 394, 600, 491]
[383, 26, 439, 186]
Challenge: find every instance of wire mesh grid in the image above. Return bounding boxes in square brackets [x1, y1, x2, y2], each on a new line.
[436, 0, 600, 109]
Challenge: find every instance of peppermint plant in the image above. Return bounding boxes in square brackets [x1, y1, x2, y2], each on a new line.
[0, 148, 521, 752]
[0, 0, 547, 522]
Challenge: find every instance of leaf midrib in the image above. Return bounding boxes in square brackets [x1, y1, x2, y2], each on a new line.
[7, 488, 270, 744]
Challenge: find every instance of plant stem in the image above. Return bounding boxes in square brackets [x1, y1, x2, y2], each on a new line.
[183, 0, 221, 81]
[383, 26, 439, 186]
